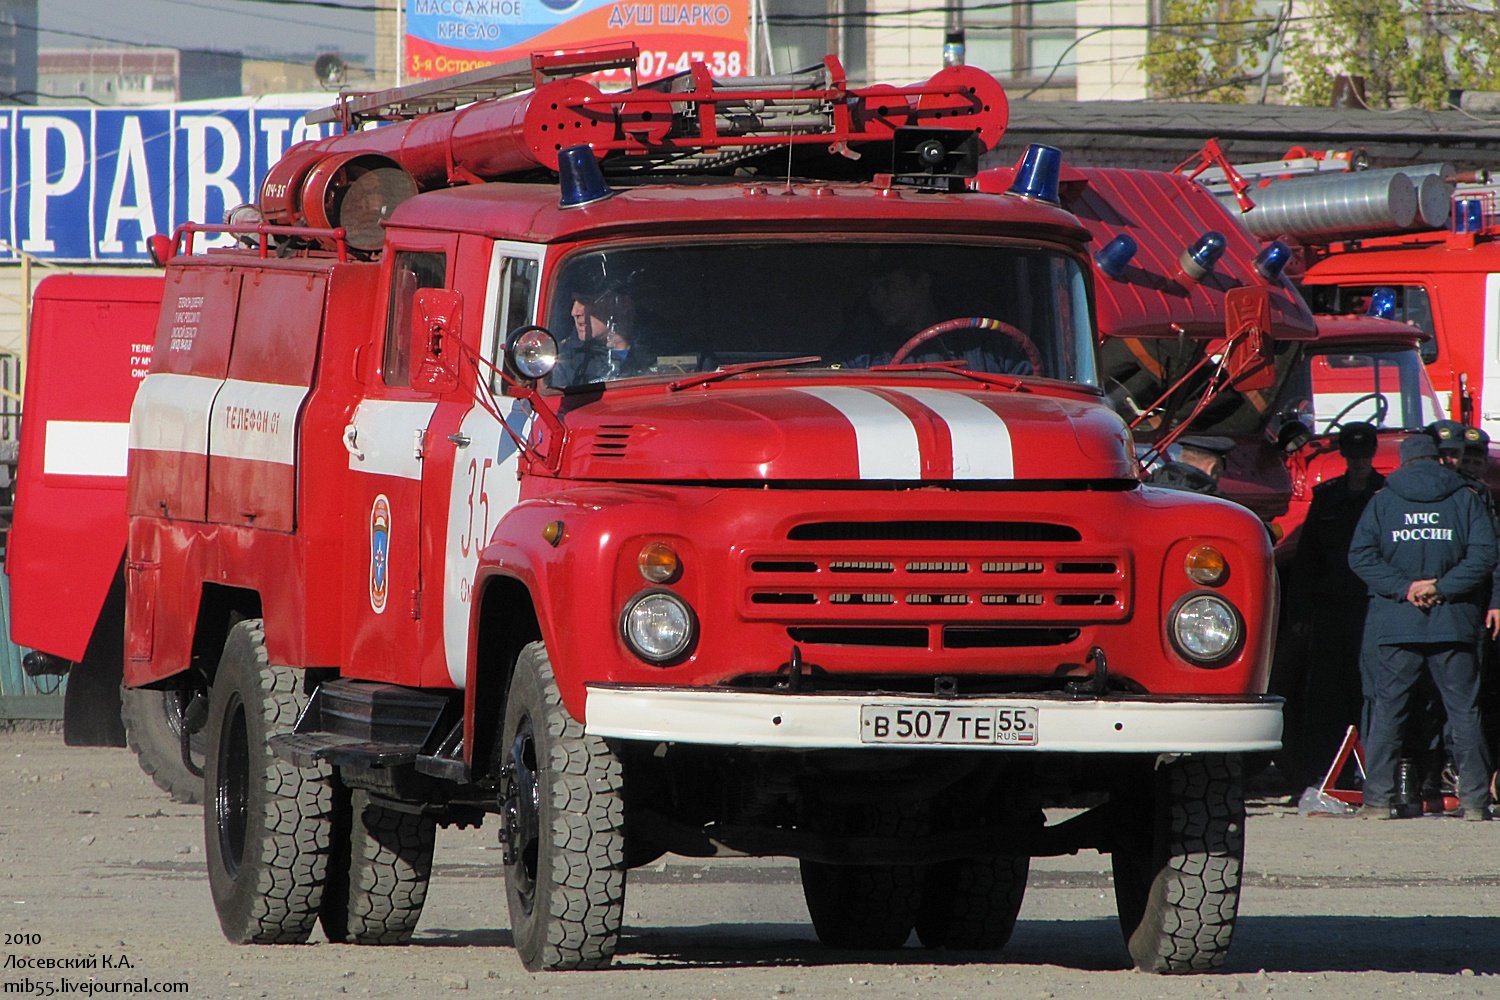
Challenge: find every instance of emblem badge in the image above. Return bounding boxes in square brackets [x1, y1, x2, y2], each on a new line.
[370, 494, 391, 614]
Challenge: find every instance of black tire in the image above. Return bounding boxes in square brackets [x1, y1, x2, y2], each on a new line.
[915, 855, 1029, 950]
[121, 686, 205, 804]
[321, 787, 436, 945]
[799, 801, 925, 951]
[1111, 754, 1245, 974]
[800, 859, 922, 949]
[203, 619, 334, 944]
[501, 641, 626, 971]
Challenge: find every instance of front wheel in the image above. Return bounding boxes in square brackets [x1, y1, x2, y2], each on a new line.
[1111, 754, 1245, 974]
[500, 641, 626, 971]
[203, 620, 334, 944]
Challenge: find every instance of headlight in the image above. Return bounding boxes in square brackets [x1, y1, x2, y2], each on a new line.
[1170, 593, 1241, 664]
[622, 590, 696, 663]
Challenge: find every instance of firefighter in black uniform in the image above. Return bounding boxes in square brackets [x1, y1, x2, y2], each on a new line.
[1350, 432, 1497, 819]
[1280, 421, 1383, 780]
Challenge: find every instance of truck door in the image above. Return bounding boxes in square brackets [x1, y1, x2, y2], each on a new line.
[430, 241, 541, 688]
[342, 238, 454, 684]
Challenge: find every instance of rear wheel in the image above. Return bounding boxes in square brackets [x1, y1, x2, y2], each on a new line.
[1111, 754, 1245, 973]
[121, 686, 205, 804]
[203, 620, 334, 944]
[321, 786, 435, 945]
[800, 803, 924, 950]
[800, 860, 921, 949]
[915, 855, 1029, 950]
[500, 641, 626, 971]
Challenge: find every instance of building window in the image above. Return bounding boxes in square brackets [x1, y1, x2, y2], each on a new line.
[763, 0, 866, 80]
[961, 0, 1076, 87]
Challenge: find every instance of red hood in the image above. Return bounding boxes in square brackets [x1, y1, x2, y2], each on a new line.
[553, 381, 1136, 482]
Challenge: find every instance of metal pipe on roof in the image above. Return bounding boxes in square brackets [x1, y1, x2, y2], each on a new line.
[1220, 170, 1419, 241]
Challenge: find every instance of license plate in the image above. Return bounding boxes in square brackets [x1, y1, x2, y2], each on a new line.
[860, 705, 1039, 746]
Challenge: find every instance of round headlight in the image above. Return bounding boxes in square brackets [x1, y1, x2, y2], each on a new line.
[509, 326, 558, 379]
[622, 591, 695, 663]
[1171, 593, 1241, 664]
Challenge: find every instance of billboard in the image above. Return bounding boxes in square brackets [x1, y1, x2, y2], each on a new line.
[404, 0, 749, 83]
[0, 104, 328, 264]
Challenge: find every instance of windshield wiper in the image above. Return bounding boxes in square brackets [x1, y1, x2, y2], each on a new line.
[869, 360, 1031, 392]
[668, 356, 826, 392]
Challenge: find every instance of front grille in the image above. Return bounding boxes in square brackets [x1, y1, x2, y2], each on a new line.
[741, 520, 1129, 649]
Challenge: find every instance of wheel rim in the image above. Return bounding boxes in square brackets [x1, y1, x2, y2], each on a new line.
[214, 695, 250, 879]
[506, 714, 541, 914]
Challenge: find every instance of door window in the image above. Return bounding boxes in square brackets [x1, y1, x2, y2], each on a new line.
[384, 250, 447, 388]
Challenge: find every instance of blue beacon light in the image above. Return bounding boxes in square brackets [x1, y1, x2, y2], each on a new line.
[1253, 240, 1291, 280]
[1095, 234, 1138, 279]
[557, 145, 612, 208]
[1178, 231, 1226, 282]
[1366, 287, 1398, 320]
[1007, 144, 1062, 205]
[1452, 197, 1485, 234]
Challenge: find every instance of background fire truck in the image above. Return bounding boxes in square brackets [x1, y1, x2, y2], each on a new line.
[1187, 146, 1500, 441]
[29, 46, 1284, 973]
[4, 275, 210, 801]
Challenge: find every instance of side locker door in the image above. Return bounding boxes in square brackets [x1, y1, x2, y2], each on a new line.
[342, 238, 455, 685]
[208, 269, 326, 532]
[126, 267, 240, 679]
[431, 239, 542, 689]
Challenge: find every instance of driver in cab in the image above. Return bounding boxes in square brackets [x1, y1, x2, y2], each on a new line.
[848, 265, 1037, 375]
[550, 284, 652, 387]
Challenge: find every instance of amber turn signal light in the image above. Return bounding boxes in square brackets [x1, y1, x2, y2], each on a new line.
[638, 542, 681, 583]
[1184, 544, 1228, 586]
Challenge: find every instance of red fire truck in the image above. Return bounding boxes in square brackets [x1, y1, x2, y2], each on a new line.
[1033, 165, 1318, 522]
[109, 47, 1280, 972]
[1183, 143, 1500, 438]
[1273, 314, 1449, 552]
[5, 275, 211, 801]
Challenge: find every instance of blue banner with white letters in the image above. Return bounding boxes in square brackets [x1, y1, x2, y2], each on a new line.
[0, 105, 328, 263]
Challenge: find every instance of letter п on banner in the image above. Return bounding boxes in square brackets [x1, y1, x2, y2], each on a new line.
[16, 110, 90, 258]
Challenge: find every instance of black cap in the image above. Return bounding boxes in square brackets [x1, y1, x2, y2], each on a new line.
[1177, 434, 1235, 456]
[1400, 433, 1439, 464]
[1463, 425, 1489, 452]
[1427, 419, 1468, 453]
[1338, 421, 1378, 459]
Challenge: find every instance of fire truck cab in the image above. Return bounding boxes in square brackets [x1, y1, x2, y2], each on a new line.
[123, 48, 1279, 972]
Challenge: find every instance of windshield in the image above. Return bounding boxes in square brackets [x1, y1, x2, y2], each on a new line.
[542, 241, 1097, 389]
[1278, 346, 1443, 433]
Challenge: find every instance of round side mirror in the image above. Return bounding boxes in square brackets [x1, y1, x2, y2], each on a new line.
[1276, 420, 1313, 454]
[508, 325, 559, 380]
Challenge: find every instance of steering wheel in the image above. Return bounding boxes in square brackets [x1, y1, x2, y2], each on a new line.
[890, 317, 1044, 375]
[1326, 392, 1389, 431]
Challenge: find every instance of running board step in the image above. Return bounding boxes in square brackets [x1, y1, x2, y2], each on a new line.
[269, 680, 454, 770]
